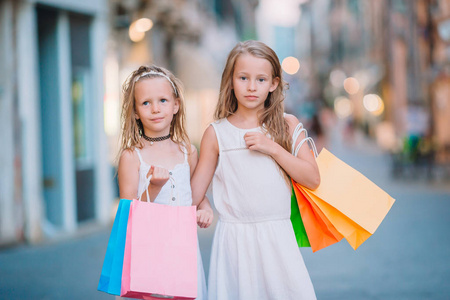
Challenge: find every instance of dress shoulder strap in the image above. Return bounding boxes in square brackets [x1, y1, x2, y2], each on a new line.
[134, 148, 144, 164]
[182, 145, 189, 163]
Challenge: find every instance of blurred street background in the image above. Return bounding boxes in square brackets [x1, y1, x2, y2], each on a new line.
[1, 0, 450, 299]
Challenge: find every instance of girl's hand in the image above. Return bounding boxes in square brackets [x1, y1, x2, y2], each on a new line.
[147, 165, 170, 187]
[244, 132, 277, 156]
[196, 208, 213, 228]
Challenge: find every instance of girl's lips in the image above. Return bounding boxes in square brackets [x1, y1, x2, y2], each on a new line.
[245, 95, 258, 99]
[150, 118, 164, 122]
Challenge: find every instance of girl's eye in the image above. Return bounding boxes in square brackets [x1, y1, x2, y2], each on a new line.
[160, 99, 167, 103]
[258, 78, 266, 82]
[240, 76, 247, 81]
[143, 101, 149, 106]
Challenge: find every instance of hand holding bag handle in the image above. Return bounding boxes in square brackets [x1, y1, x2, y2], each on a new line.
[138, 172, 177, 203]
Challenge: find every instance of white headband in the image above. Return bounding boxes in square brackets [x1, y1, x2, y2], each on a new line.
[134, 70, 178, 96]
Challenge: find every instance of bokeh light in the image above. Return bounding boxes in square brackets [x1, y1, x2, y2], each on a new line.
[363, 94, 384, 116]
[129, 18, 153, 42]
[129, 26, 145, 42]
[343, 77, 360, 95]
[135, 18, 153, 32]
[334, 96, 353, 119]
[282, 56, 300, 75]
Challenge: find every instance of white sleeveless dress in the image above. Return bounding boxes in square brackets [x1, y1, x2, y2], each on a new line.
[134, 147, 208, 300]
[208, 118, 316, 300]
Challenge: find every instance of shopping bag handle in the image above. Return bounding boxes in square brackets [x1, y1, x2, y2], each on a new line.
[140, 174, 152, 202]
[292, 123, 318, 158]
[138, 173, 178, 203]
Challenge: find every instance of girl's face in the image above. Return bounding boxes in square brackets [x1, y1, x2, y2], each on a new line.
[134, 77, 179, 136]
[232, 53, 279, 112]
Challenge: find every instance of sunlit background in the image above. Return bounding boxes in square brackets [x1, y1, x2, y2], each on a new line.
[1, 0, 450, 245]
[0, 0, 450, 298]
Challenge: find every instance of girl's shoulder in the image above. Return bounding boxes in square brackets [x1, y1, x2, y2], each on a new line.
[284, 113, 301, 134]
[203, 124, 219, 142]
[119, 147, 140, 164]
[284, 113, 299, 125]
[118, 147, 141, 174]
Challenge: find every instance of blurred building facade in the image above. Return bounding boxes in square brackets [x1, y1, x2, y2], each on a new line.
[325, 0, 450, 171]
[256, 0, 450, 174]
[0, 0, 113, 245]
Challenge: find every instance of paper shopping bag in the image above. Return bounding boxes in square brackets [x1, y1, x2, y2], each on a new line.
[121, 200, 198, 300]
[97, 199, 132, 295]
[305, 191, 372, 250]
[302, 148, 396, 250]
[290, 186, 311, 247]
[292, 181, 343, 252]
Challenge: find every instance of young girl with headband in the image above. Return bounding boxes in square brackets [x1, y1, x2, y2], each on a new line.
[191, 40, 319, 299]
[118, 65, 212, 299]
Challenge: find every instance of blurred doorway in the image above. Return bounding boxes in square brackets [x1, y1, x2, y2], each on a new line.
[37, 7, 64, 228]
[37, 6, 96, 233]
[70, 14, 95, 223]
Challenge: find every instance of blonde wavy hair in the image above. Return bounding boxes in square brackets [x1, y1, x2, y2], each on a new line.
[215, 40, 291, 154]
[119, 65, 190, 155]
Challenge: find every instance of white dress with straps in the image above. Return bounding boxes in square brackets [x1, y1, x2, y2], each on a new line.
[208, 118, 316, 300]
[134, 147, 208, 300]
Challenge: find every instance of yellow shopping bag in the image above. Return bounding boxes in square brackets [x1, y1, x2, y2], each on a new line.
[302, 148, 395, 250]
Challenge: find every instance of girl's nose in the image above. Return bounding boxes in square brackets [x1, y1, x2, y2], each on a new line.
[151, 103, 160, 113]
[247, 80, 256, 91]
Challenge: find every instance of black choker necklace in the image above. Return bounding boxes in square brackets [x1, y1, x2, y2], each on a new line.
[143, 133, 171, 145]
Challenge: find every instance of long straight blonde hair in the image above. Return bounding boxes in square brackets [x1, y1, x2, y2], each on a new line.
[119, 65, 190, 155]
[215, 40, 291, 154]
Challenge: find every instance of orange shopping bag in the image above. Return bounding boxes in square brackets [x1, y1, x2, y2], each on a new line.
[304, 190, 372, 250]
[292, 180, 343, 252]
[301, 148, 396, 250]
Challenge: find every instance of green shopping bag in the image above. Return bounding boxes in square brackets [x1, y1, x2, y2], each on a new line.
[290, 185, 311, 247]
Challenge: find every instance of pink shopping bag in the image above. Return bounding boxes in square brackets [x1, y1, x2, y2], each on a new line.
[121, 200, 198, 300]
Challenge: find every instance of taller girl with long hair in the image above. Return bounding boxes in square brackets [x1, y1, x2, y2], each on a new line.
[191, 40, 320, 299]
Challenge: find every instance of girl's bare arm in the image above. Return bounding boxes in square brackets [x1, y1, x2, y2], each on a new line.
[188, 143, 214, 228]
[191, 126, 219, 207]
[118, 149, 140, 199]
